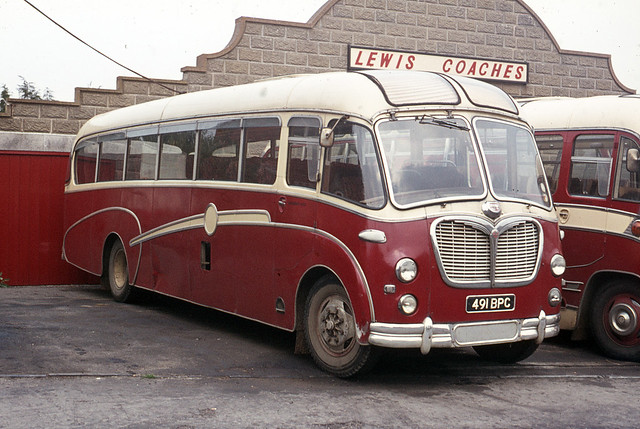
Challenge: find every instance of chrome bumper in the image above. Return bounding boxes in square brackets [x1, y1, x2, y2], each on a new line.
[368, 310, 560, 355]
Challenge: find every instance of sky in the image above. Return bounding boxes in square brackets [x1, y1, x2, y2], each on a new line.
[1, 0, 638, 102]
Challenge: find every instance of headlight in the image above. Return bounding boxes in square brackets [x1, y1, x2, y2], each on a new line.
[395, 258, 418, 283]
[398, 294, 418, 315]
[550, 254, 566, 277]
[548, 288, 561, 307]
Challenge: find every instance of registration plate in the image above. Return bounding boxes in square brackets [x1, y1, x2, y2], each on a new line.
[466, 294, 516, 313]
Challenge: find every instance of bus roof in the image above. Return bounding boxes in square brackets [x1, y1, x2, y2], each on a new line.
[76, 70, 519, 141]
[519, 95, 640, 133]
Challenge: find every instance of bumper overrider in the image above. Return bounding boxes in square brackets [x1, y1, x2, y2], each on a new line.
[368, 310, 560, 354]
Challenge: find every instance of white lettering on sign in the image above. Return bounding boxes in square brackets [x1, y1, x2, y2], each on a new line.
[349, 46, 528, 84]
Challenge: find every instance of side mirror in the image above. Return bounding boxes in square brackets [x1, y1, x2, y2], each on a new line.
[627, 148, 640, 173]
[320, 127, 334, 148]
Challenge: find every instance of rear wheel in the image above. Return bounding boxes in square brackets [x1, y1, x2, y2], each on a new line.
[473, 339, 539, 363]
[108, 240, 134, 303]
[304, 276, 374, 377]
[590, 280, 640, 361]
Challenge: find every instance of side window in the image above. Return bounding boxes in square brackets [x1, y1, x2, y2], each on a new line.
[534, 134, 564, 194]
[97, 134, 126, 182]
[615, 136, 640, 201]
[321, 120, 385, 209]
[126, 134, 159, 180]
[569, 134, 614, 198]
[287, 117, 320, 189]
[75, 139, 98, 184]
[159, 126, 196, 180]
[242, 118, 280, 185]
[196, 119, 241, 181]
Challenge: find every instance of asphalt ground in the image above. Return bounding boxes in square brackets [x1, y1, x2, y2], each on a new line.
[1, 284, 639, 428]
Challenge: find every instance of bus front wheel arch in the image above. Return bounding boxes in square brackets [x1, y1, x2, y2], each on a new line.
[589, 279, 640, 362]
[304, 275, 376, 377]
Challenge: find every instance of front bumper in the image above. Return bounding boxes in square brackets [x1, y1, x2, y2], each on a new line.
[368, 310, 560, 354]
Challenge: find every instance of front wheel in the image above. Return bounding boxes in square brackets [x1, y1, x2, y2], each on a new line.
[304, 276, 374, 377]
[107, 240, 135, 303]
[589, 281, 640, 361]
[473, 340, 539, 363]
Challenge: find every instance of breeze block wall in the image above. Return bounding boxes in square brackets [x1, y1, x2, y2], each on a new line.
[0, 0, 633, 285]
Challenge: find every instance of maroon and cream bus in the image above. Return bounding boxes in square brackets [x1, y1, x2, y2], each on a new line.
[521, 95, 640, 361]
[63, 71, 563, 376]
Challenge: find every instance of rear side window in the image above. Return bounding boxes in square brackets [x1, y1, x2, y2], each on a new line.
[159, 126, 196, 180]
[569, 134, 614, 198]
[535, 134, 564, 194]
[126, 134, 159, 180]
[97, 134, 126, 182]
[75, 139, 98, 184]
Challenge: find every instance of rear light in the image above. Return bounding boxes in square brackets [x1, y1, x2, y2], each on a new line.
[632, 220, 640, 237]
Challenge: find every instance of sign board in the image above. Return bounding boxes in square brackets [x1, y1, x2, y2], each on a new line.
[348, 46, 528, 84]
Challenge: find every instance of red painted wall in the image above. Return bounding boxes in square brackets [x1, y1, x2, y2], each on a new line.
[0, 151, 98, 285]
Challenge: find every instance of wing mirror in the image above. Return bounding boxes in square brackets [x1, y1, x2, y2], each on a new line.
[320, 115, 349, 148]
[320, 127, 334, 148]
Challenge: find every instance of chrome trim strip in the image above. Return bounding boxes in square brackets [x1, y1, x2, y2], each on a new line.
[368, 311, 560, 352]
[129, 209, 272, 247]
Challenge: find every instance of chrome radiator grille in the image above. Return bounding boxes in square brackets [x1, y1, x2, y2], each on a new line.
[495, 222, 539, 280]
[432, 217, 540, 287]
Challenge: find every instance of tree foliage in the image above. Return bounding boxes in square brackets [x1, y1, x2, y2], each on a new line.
[0, 84, 9, 113]
[0, 77, 55, 112]
[16, 76, 54, 101]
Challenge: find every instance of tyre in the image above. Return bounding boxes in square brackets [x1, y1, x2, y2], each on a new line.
[473, 339, 539, 363]
[107, 240, 135, 303]
[304, 276, 374, 377]
[589, 280, 640, 362]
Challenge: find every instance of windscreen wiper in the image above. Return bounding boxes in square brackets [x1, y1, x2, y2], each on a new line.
[417, 115, 470, 131]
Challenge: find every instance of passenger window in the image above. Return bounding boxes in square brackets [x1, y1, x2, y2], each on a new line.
[159, 128, 196, 180]
[287, 117, 321, 189]
[196, 120, 241, 181]
[535, 134, 564, 194]
[242, 118, 280, 185]
[615, 136, 640, 201]
[569, 135, 614, 197]
[97, 134, 126, 182]
[322, 120, 385, 209]
[75, 139, 98, 184]
[126, 134, 159, 180]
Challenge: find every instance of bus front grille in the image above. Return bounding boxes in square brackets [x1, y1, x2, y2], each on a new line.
[432, 217, 541, 288]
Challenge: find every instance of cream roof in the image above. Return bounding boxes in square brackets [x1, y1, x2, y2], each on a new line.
[76, 70, 520, 141]
[519, 95, 640, 133]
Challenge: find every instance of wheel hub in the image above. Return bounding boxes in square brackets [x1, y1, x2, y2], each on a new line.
[113, 251, 127, 289]
[319, 300, 351, 348]
[609, 302, 638, 336]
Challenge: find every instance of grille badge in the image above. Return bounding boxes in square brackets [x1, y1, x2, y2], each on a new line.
[482, 201, 502, 219]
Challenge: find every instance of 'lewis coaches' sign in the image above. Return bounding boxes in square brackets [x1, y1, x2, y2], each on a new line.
[348, 46, 528, 84]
